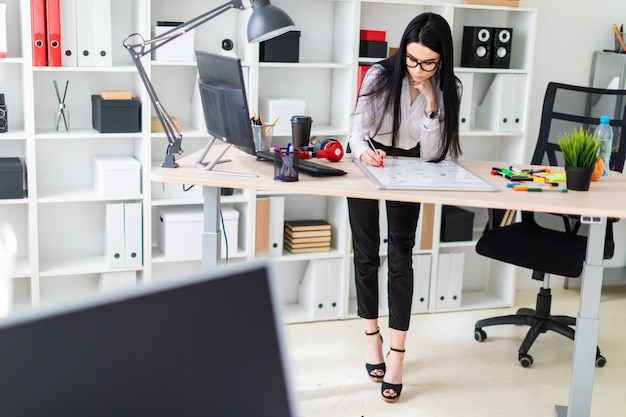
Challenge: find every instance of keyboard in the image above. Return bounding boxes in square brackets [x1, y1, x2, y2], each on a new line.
[255, 150, 347, 177]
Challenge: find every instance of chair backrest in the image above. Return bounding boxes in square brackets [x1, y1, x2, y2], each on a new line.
[531, 82, 626, 173]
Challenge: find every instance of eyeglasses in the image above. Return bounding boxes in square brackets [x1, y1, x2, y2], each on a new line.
[403, 54, 441, 72]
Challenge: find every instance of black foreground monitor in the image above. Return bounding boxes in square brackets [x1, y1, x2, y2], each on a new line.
[0, 261, 298, 417]
[194, 50, 257, 176]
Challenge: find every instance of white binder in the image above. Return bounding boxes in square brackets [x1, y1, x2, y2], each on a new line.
[118, 271, 137, 287]
[99, 272, 119, 291]
[124, 202, 143, 268]
[268, 196, 285, 256]
[456, 72, 474, 132]
[435, 253, 453, 309]
[105, 203, 125, 268]
[299, 259, 341, 319]
[75, 0, 95, 66]
[411, 254, 432, 313]
[447, 253, 465, 309]
[190, 75, 204, 131]
[99, 271, 137, 291]
[510, 74, 527, 132]
[59, 0, 77, 66]
[476, 73, 515, 132]
[92, 0, 112, 66]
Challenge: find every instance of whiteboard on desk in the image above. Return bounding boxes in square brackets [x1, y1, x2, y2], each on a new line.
[354, 157, 499, 192]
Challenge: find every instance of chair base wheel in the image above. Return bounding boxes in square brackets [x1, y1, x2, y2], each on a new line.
[519, 354, 533, 367]
[474, 328, 487, 342]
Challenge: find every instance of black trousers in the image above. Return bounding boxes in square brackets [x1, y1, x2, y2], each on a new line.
[347, 141, 421, 331]
[348, 198, 420, 331]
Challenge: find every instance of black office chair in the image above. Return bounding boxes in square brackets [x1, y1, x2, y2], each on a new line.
[473, 82, 626, 367]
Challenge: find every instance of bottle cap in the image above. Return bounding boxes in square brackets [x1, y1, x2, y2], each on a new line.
[600, 115, 610, 123]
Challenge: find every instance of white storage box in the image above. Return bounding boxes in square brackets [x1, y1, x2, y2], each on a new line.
[152, 22, 195, 62]
[94, 156, 141, 197]
[258, 97, 306, 136]
[157, 206, 239, 258]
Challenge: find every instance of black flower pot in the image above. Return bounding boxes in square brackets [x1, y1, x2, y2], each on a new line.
[565, 165, 594, 191]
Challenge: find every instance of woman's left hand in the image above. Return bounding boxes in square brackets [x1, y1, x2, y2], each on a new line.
[411, 79, 438, 111]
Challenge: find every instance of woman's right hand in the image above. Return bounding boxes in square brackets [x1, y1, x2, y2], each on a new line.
[361, 148, 386, 167]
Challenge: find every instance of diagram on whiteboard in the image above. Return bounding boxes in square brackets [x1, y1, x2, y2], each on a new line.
[354, 157, 499, 192]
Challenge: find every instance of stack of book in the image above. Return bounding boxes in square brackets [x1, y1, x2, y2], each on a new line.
[284, 220, 332, 253]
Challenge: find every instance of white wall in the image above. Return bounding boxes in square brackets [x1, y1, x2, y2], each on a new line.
[520, 0, 626, 160]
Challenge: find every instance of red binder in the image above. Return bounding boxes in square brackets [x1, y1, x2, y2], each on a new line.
[46, 0, 61, 67]
[30, 0, 47, 66]
[357, 64, 371, 95]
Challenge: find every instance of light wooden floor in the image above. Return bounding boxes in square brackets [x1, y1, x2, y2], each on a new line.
[283, 285, 626, 417]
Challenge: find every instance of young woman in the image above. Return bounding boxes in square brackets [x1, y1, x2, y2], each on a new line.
[348, 12, 462, 403]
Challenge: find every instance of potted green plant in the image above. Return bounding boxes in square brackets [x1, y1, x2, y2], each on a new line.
[557, 126, 602, 191]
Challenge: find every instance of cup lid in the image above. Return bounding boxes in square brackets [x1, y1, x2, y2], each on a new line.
[291, 115, 312, 123]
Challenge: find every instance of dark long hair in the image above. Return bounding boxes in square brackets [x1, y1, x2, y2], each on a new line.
[358, 12, 461, 161]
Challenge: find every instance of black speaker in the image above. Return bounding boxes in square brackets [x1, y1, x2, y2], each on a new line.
[491, 27, 513, 68]
[461, 26, 492, 68]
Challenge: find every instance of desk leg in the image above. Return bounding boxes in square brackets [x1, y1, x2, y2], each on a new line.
[201, 186, 221, 271]
[555, 217, 606, 417]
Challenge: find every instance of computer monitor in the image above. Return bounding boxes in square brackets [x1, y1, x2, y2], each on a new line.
[194, 50, 257, 176]
[0, 261, 298, 417]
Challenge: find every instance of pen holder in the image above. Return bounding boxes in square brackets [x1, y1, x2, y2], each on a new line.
[273, 149, 299, 182]
[615, 32, 626, 53]
[251, 123, 274, 152]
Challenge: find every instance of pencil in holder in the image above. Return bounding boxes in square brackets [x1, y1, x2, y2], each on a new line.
[251, 123, 275, 152]
[615, 32, 626, 53]
[273, 148, 299, 182]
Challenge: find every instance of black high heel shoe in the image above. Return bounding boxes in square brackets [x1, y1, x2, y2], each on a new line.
[365, 328, 385, 383]
[381, 347, 405, 403]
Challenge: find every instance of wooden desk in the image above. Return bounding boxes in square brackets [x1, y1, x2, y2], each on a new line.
[153, 146, 626, 417]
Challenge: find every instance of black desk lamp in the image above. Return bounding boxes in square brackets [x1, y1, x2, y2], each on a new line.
[123, 0, 295, 168]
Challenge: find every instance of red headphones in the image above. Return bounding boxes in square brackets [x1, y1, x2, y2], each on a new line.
[297, 138, 344, 162]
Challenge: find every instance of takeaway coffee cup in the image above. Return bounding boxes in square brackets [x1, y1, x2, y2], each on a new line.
[290, 115, 312, 149]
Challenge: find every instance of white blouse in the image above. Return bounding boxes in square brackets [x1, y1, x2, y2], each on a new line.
[348, 64, 444, 161]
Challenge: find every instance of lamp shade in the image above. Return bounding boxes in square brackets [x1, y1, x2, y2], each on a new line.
[247, 0, 295, 43]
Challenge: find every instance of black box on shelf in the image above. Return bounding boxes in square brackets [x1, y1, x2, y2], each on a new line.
[359, 40, 388, 58]
[92, 95, 141, 133]
[0, 157, 25, 199]
[440, 205, 475, 242]
[259, 30, 301, 63]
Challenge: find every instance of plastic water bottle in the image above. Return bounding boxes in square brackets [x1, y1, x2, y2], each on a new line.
[594, 115, 613, 178]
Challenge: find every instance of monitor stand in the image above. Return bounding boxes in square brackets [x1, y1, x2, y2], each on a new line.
[194, 137, 258, 177]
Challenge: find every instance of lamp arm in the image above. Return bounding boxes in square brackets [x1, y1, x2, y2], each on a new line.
[123, 0, 245, 168]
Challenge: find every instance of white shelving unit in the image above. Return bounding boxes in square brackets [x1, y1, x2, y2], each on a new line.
[1, 0, 535, 321]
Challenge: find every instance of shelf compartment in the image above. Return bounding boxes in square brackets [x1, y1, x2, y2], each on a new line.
[150, 201, 251, 261]
[32, 71, 144, 131]
[38, 273, 101, 306]
[35, 138, 144, 199]
[0, 64, 25, 131]
[438, 247, 515, 311]
[274, 258, 344, 323]
[1, 204, 30, 276]
[37, 202, 129, 272]
[258, 67, 353, 136]
[452, 4, 537, 72]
